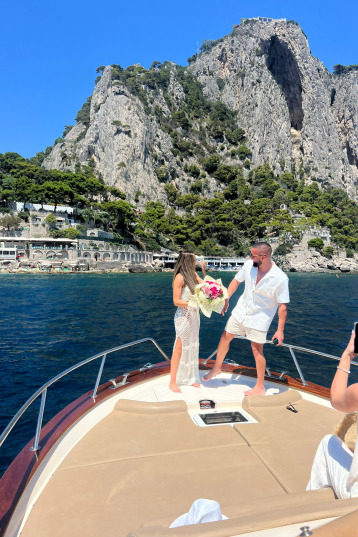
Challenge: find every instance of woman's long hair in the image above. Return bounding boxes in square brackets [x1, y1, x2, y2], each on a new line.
[173, 252, 197, 294]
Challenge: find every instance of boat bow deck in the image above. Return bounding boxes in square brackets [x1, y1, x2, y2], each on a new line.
[13, 372, 353, 537]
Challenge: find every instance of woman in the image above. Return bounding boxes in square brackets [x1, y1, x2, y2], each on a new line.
[169, 252, 206, 393]
[307, 330, 358, 498]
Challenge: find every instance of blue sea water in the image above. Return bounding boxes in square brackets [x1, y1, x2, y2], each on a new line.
[0, 271, 358, 475]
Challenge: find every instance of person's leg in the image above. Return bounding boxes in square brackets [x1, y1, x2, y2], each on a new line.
[307, 435, 355, 499]
[202, 331, 235, 381]
[169, 337, 183, 392]
[191, 310, 201, 388]
[244, 341, 266, 396]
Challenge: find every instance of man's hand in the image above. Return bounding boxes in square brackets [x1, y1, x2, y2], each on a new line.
[221, 298, 229, 316]
[271, 331, 284, 345]
[222, 278, 239, 316]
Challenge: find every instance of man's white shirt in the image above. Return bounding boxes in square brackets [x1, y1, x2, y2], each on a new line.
[231, 260, 290, 332]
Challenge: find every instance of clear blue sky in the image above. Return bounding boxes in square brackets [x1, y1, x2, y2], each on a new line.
[1, 0, 357, 158]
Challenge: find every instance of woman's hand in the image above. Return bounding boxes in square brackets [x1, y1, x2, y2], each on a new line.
[344, 331, 357, 362]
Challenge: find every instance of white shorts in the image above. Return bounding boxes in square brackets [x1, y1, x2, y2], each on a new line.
[225, 315, 267, 344]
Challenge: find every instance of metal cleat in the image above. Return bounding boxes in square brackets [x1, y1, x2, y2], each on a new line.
[139, 362, 154, 371]
[109, 374, 130, 389]
[223, 359, 240, 366]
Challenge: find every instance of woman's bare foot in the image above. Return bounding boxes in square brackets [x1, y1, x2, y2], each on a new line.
[169, 383, 182, 393]
[192, 382, 201, 388]
[244, 386, 265, 396]
[202, 368, 221, 381]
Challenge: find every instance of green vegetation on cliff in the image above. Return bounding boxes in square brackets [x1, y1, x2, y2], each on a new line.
[104, 62, 252, 198]
[333, 64, 358, 76]
[1, 152, 358, 254]
[135, 164, 358, 254]
[0, 153, 134, 235]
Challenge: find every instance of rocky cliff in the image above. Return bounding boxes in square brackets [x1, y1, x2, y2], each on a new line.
[43, 19, 358, 204]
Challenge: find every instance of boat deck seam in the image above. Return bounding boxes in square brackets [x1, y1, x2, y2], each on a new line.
[58, 439, 254, 471]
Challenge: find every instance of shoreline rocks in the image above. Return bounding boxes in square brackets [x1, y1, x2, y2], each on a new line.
[274, 250, 358, 273]
[0, 260, 167, 275]
[1, 249, 358, 275]
[129, 264, 160, 273]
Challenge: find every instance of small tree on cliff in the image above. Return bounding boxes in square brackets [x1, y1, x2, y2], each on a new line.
[307, 238, 324, 251]
[0, 214, 22, 231]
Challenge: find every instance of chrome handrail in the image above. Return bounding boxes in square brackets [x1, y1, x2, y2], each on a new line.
[202, 335, 358, 387]
[0, 338, 170, 452]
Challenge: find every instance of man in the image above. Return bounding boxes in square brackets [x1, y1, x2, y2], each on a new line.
[203, 242, 289, 396]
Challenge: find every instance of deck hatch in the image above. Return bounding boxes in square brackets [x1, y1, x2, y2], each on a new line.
[199, 411, 248, 425]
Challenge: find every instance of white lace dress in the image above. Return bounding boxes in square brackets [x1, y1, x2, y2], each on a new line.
[173, 285, 200, 386]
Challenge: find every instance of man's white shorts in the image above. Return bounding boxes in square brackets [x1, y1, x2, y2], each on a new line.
[225, 315, 267, 344]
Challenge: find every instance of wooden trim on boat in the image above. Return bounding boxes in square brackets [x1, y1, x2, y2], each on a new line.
[0, 360, 329, 535]
[0, 362, 169, 535]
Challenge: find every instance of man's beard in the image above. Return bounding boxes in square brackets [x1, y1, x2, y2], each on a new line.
[253, 261, 261, 268]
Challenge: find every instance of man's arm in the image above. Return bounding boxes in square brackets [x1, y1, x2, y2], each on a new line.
[271, 303, 287, 345]
[222, 278, 240, 315]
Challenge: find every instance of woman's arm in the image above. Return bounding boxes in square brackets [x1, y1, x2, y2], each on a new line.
[331, 332, 358, 412]
[195, 260, 207, 284]
[173, 274, 189, 308]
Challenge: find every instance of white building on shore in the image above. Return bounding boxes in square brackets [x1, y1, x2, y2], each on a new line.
[0, 237, 153, 267]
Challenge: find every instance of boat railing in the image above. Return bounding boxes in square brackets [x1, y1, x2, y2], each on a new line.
[0, 337, 170, 454]
[203, 335, 358, 387]
[2, 335, 358, 456]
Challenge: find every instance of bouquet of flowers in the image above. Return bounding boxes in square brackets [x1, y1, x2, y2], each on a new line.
[188, 276, 228, 318]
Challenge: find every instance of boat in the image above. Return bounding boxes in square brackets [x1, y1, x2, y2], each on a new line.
[1, 336, 358, 537]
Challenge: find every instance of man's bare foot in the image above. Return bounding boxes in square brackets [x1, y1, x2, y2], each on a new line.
[202, 368, 221, 381]
[244, 386, 265, 396]
[192, 382, 201, 388]
[169, 383, 182, 393]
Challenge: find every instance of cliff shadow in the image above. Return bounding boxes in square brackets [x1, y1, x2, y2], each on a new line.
[264, 35, 304, 131]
